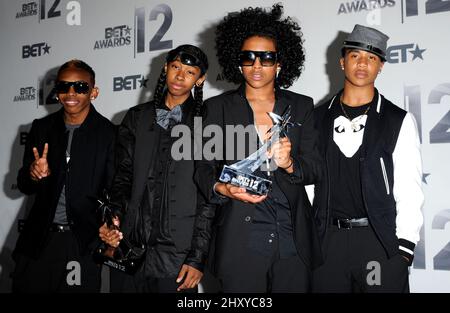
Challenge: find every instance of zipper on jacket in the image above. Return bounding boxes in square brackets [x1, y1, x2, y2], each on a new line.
[379, 157, 390, 195]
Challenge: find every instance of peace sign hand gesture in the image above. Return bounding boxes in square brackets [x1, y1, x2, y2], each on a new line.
[30, 143, 51, 181]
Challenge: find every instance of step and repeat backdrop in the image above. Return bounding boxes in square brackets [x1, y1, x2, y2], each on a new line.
[0, 0, 449, 292]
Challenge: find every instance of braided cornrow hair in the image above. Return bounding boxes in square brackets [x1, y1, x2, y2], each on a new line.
[152, 67, 167, 107]
[193, 81, 204, 117]
[165, 45, 208, 119]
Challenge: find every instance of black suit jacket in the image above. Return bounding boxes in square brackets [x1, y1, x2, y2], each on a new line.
[109, 98, 215, 271]
[14, 106, 116, 259]
[194, 85, 323, 278]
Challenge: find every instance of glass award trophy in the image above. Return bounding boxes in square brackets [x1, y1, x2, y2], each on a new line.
[219, 105, 300, 196]
[93, 197, 145, 274]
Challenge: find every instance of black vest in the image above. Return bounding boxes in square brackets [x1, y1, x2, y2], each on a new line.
[314, 90, 406, 258]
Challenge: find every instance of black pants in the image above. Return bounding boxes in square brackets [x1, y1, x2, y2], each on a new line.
[12, 231, 101, 293]
[219, 243, 311, 293]
[110, 270, 197, 293]
[313, 225, 410, 293]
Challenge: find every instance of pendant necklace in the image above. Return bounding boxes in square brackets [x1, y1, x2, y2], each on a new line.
[340, 97, 371, 131]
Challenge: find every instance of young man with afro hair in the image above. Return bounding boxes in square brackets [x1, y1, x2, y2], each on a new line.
[195, 4, 323, 292]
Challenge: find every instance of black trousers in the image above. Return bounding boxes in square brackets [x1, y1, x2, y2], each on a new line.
[313, 225, 410, 293]
[12, 231, 101, 293]
[110, 270, 197, 293]
[219, 241, 311, 293]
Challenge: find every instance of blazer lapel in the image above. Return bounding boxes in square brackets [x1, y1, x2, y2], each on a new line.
[230, 86, 253, 127]
[48, 109, 68, 176]
[181, 94, 195, 127]
[134, 105, 160, 181]
[273, 87, 289, 117]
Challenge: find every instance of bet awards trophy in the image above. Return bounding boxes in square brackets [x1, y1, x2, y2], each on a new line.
[219, 105, 300, 195]
[93, 195, 145, 274]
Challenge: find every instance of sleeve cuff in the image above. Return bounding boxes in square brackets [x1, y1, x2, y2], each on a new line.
[280, 157, 304, 184]
[211, 182, 229, 205]
[399, 238, 415, 265]
[184, 250, 206, 272]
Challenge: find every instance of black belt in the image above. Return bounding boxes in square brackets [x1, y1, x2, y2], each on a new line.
[332, 217, 369, 229]
[49, 224, 72, 232]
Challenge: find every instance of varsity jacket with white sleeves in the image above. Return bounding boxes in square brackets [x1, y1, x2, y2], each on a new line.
[313, 89, 424, 264]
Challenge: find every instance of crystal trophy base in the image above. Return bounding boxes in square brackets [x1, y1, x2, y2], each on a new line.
[93, 240, 145, 275]
[219, 165, 272, 196]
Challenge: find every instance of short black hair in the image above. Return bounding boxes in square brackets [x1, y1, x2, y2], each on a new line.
[57, 59, 96, 85]
[340, 48, 384, 62]
[215, 3, 305, 88]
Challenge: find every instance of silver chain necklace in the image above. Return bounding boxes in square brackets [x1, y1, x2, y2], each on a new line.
[340, 98, 371, 131]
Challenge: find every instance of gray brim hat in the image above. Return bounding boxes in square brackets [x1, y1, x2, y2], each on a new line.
[342, 24, 389, 61]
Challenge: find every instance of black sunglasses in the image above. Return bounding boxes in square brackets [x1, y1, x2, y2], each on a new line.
[238, 50, 278, 67]
[54, 80, 90, 94]
[167, 51, 206, 74]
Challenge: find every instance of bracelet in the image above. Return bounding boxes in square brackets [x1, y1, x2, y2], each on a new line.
[280, 158, 293, 170]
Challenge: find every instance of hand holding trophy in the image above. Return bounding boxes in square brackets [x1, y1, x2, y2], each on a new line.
[93, 194, 145, 274]
[219, 105, 300, 196]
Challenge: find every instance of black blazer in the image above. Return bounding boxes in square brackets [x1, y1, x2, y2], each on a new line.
[194, 85, 323, 277]
[109, 98, 215, 271]
[14, 106, 116, 259]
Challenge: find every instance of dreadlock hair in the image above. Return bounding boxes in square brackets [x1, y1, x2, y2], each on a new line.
[57, 59, 96, 85]
[215, 3, 305, 88]
[152, 44, 208, 118]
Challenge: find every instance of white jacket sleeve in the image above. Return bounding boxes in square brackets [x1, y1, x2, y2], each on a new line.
[392, 113, 424, 259]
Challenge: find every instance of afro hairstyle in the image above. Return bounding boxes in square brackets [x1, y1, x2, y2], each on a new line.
[215, 3, 305, 88]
